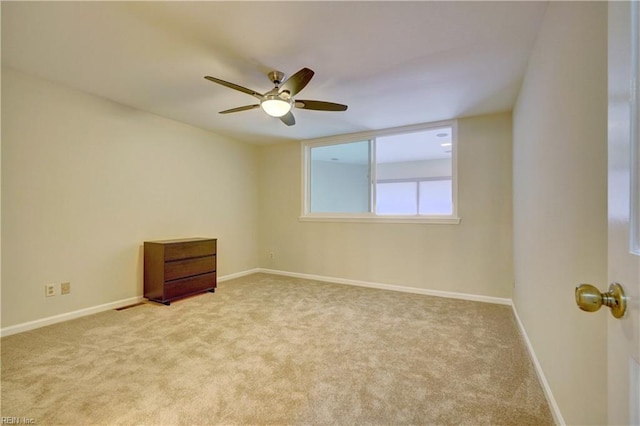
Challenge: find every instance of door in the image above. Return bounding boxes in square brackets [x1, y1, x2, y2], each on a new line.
[608, 1, 640, 424]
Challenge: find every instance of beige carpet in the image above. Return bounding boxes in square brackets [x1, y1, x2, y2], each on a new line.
[1, 273, 553, 425]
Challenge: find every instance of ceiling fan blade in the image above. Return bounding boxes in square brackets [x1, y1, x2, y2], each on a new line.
[204, 76, 263, 100]
[280, 68, 314, 97]
[279, 111, 296, 126]
[219, 104, 260, 114]
[295, 100, 348, 111]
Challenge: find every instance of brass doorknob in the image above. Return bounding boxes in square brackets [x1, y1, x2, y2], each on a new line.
[575, 283, 627, 318]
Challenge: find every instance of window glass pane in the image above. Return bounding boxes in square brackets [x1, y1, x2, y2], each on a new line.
[375, 127, 452, 216]
[419, 179, 452, 215]
[377, 182, 417, 215]
[310, 141, 370, 213]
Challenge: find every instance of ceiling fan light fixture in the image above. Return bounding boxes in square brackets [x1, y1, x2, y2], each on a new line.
[261, 95, 292, 117]
[205, 68, 347, 126]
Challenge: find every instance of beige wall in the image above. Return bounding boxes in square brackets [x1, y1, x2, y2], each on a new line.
[259, 112, 513, 298]
[1, 68, 260, 327]
[512, 2, 608, 425]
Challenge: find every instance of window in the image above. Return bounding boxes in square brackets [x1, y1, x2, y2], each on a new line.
[301, 121, 459, 223]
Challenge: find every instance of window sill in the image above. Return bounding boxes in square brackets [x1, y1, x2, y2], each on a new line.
[298, 215, 461, 224]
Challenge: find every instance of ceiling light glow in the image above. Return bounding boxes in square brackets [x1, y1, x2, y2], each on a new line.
[261, 96, 292, 117]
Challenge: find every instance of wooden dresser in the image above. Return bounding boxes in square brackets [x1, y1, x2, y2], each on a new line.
[143, 238, 217, 305]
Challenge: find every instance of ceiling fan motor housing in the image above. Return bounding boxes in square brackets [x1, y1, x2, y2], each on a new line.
[268, 70, 285, 86]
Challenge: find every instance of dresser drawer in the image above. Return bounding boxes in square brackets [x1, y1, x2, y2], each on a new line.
[164, 255, 216, 281]
[163, 239, 216, 261]
[164, 272, 216, 300]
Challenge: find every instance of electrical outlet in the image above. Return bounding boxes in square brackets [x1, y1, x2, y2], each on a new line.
[61, 282, 71, 295]
[45, 284, 56, 297]
[269, 252, 275, 260]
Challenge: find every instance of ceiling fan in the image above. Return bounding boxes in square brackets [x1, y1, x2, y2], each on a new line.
[204, 68, 347, 126]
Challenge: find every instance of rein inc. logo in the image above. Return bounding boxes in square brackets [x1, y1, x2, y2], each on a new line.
[1, 418, 36, 425]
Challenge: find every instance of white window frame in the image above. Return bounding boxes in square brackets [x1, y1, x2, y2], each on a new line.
[300, 120, 460, 224]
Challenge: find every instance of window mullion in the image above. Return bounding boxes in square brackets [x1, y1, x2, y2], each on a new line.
[415, 179, 420, 215]
[370, 137, 377, 214]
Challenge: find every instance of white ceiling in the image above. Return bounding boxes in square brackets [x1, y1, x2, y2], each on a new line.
[1, 1, 548, 145]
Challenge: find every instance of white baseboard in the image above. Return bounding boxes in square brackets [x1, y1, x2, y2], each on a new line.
[511, 304, 565, 425]
[0, 269, 261, 338]
[256, 268, 512, 305]
[0, 296, 144, 338]
[218, 268, 261, 282]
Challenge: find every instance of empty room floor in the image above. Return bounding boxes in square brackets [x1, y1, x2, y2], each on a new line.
[1, 273, 553, 425]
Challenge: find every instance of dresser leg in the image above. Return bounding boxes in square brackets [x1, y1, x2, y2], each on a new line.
[162, 301, 170, 306]
[208, 288, 216, 293]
